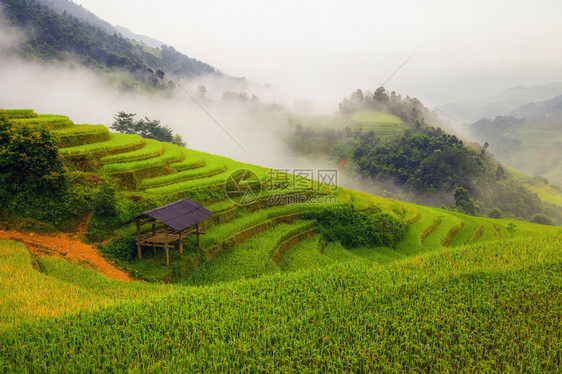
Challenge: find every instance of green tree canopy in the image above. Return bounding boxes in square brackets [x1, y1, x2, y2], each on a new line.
[0, 117, 66, 199]
[111, 112, 186, 147]
[454, 187, 477, 216]
[0, 113, 83, 228]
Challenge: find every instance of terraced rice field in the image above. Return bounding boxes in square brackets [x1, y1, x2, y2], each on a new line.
[141, 158, 225, 189]
[52, 124, 110, 147]
[348, 110, 408, 136]
[6, 110, 557, 283]
[59, 133, 145, 157]
[1, 109, 38, 119]
[8, 114, 74, 129]
[100, 138, 165, 164]
[102, 143, 183, 174]
[3, 109, 562, 372]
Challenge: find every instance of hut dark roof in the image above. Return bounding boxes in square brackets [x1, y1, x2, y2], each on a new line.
[123, 198, 214, 231]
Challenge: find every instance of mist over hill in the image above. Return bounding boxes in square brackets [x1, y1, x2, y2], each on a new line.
[439, 83, 562, 122]
[114, 25, 166, 49]
[507, 95, 562, 123]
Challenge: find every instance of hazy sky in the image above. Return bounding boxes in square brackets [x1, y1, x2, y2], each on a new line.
[63, 0, 562, 107]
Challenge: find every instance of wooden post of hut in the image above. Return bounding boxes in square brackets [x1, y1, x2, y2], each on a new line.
[179, 230, 183, 257]
[164, 226, 169, 266]
[136, 220, 142, 259]
[119, 198, 214, 266]
[152, 223, 156, 254]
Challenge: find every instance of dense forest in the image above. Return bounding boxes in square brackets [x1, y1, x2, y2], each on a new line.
[351, 125, 562, 223]
[353, 126, 478, 193]
[1, 0, 218, 86]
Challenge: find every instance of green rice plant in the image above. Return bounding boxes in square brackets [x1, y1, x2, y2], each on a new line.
[441, 221, 465, 247]
[351, 110, 404, 124]
[0, 240, 170, 327]
[280, 235, 334, 271]
[102, 143, 182, 174]
[59, 133, 145, 157]
[10, 114, 73, 129]
[1, 109, 38, 119]
[144, 159, 268, 195]
[141, 159, 225, 189]
[419, 216, 442, 243]
[465, 224, 485, 244]
[270, 221, 318, 263]
[523, 182, 562, 207]
[172, 158, 205, 171]
[170, 148, 206, 171]
[100, 139, 164, 164]
[492, 224, 502, 238]
[200, 203, 327, 250]
[52, 124, 110, 148]
[185, 221, 315, 285]
[405, 206, 421, 224]
[1, 235, 561, 372]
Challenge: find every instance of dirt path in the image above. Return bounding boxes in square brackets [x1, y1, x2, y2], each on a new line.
[0, 230, 132, 282]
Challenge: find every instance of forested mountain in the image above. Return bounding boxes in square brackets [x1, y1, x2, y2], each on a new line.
[351, 124, 562, 223]
[286, 88, 562, 223]
[35, 0, 116, 33]
[0, 0, 220, 85]
[37, 0, 168, 49]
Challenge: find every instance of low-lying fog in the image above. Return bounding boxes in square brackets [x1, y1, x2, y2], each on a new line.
[0, 52, 337, 173]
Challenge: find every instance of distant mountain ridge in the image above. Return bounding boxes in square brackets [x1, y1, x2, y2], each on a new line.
[440, 83, 562, 122]
[1, 0, 223, 84]
[507, 94, 562, 123]
[36, 0, 168, 49]
[36, 0, 116, 33]
[114, 25, 167, 49]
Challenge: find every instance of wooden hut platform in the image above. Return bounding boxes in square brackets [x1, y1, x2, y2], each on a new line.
[120, 198, 214, 265]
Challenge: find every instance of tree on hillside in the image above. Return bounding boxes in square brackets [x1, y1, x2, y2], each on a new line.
[221, 91, 249, 103]
[454, 187, 477, 216]
[353, 127, 480, 193]
[374, 87, 389, 103]
[87, 181, 121, 241]
[530, 213, 555, 226]
[111, 112, 186, 147]
[0, 113, 81, 227]
[0, 119, 66, 199]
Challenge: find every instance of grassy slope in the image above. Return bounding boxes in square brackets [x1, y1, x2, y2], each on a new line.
[508, 166, 562, 207]
[524, 183, 562, 207]
[347, 110, 407, 135]
[1, 234, 560, 372]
